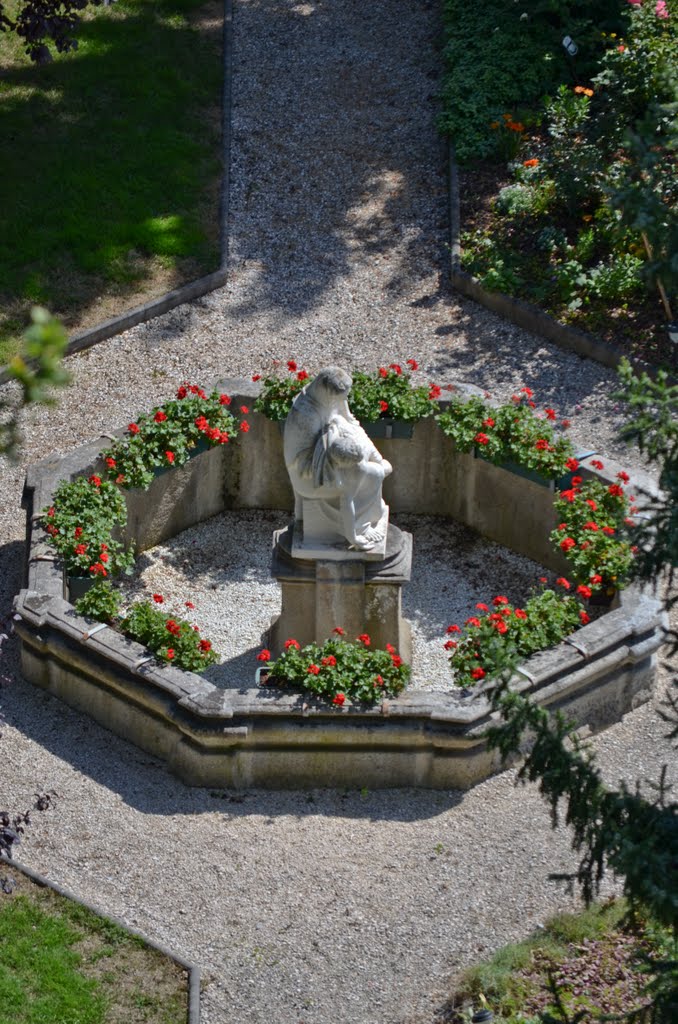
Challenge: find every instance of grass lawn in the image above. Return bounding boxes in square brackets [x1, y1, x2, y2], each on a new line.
[0, 862, 187, 1023]
[0, 0, 223, 365]
[440, 900, 672, 1023]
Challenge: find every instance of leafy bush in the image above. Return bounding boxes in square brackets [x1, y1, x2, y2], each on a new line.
[445, 586, 585, 689]
[436, 388, 575, 479]
[257, 631, 410, 706]
[74, 581, 123, 624]
[122, 600, 218, 672]
[101, 383, 246, 490]
[42, 476, 134, 579]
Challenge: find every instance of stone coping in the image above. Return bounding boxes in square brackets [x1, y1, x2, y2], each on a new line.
[14, 381, 665, 788]
[1, 853, 201, 1024]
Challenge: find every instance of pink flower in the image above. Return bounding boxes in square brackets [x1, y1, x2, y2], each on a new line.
[655, 0, 669, 17]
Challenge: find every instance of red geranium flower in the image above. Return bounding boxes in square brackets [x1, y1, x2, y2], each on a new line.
[535, 439, 549, 451]
[153, 594, 164, 603]
[476, 603, 489, 612]
[571, 476, 583, 486]
[602, 526, 615, 536]
[154, 410, 167, 423]
[544, 408, 556, 420]
[560, 537, 576, 552]
[471, 667, 486, 680]
[332, 693, 345, 705]
[284, 638, 300, 650]
[89, 562, 107, 577]
[590, 574, 602, 585]
[379, 400, 389, 413]
[391, 654, 403, 668]
[465, 617, 481, 628]
[257, 648, 271, 662]
[493, 595, 509, 605]
[240, 422, 250, 433]
[74, 543, 87, 555]
[446, 624, 461, 633]
[199, 639, 212, 652]
[379, 367, 388, 378]
[514, 608, 527, 620]
[105, 457, 116, 469]
[307, 664, 320, 675]
[220, 394, 232, 406]
[556, 577, 570, 589]
[176, 386, 188, 399]
[166, 648, 175, 660]
[185, 601, 195, 609]
[576, 584, 592, 599]
[297, 370, 309, 382]
[74, 526, 83, 538]
[608, 484, 624, 498]
[88, 475, 102, 487]
[386, 643, 396, 654]
[429, 384, 442, 400]
[166, 620, 181, 636]
[406, 359, 418, 371]
[561, 419, 571, 429]
[321, 655, 337, 667]
[252, 374, 262, 382]
[357, 633, 371, 646]
[287, 360, 297, 372]
[617, 471, 630, 483]
[99, 552, 108, 563]
[332, 626, 345, 635]
[586, 499, 597, 510]
[165, 451, 175, 464]
[128, 423, 140, 434]
[475, 432, 490, 445]
[482, 418, 495, 428]
[389, 363, 402, 375]
[444, 640, 457, 650]
[374, 675, 385, 685]
[591, 459, 604, 470]
[579, 611, 590, 625]
[583, 521, 599, 531]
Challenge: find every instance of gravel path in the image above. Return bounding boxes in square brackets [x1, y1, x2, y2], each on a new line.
[1, 2, 674, 1022]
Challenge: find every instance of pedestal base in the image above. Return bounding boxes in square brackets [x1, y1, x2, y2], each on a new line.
[270, 524, 413, 663]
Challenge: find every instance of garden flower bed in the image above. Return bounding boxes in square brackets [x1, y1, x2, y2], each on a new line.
[13, 378, 664, 789]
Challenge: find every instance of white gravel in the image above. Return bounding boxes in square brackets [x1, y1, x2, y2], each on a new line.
[128, 510, 548, 692]
[1, 1, 675, 1022]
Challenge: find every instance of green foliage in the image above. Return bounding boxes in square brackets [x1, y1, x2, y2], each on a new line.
[436, 389, 575, 479]
[258, 633, 410, 706]
[74, 580, 122, 623]
[254, 361, 439, 424]
[41, 475, 134, 579]
[121, 600, 218, 672]
[615, 360, 678, 603]
[0, 307, 70, 459]
[101, 383, 244, 490]
[552, 474, 634, 589]
[445, 587, 584, 689]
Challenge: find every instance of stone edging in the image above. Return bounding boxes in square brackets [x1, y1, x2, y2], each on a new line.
[447, 141, 633, 373]
[0, 853, 201, 1023]
[0, 0, 234, 387]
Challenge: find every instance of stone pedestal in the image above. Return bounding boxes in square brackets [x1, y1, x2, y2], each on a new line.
[270, 523, 412, 663]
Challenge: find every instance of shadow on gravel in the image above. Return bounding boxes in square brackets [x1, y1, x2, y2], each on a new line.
[224, 0, 451, 323]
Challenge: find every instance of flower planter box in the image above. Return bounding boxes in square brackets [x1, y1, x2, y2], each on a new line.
[66, 575, 97, 602]
[363, 419, 415, 440]
[473, 449, 555, 490]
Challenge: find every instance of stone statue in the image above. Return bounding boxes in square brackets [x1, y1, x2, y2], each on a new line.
[283, 367, 392, 555]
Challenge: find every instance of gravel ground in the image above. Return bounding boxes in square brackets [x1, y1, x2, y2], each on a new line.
[1, 1, 675, 1022]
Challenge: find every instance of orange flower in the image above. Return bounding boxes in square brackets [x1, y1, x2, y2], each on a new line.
[574, 86, 594, 97]
[508, 121, 525, 132]
[582, 214, 593, 222]
[489, 121, 500, 129]
[523, 158, 539, 168]
[502, 113, 512, 121]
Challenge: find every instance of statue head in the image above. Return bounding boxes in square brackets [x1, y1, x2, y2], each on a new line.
[306, 366, 352, 406]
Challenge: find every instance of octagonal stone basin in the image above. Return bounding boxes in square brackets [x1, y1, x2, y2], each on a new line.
[15, 380, 664, 790]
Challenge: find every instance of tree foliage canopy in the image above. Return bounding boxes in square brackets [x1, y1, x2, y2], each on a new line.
[0, 0, 104, 64]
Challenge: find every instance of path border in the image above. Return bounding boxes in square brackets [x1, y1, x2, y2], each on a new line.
[0, 0, 234, 387]
[447, 142, 636, 372]
[0, 852, 201, 1023]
